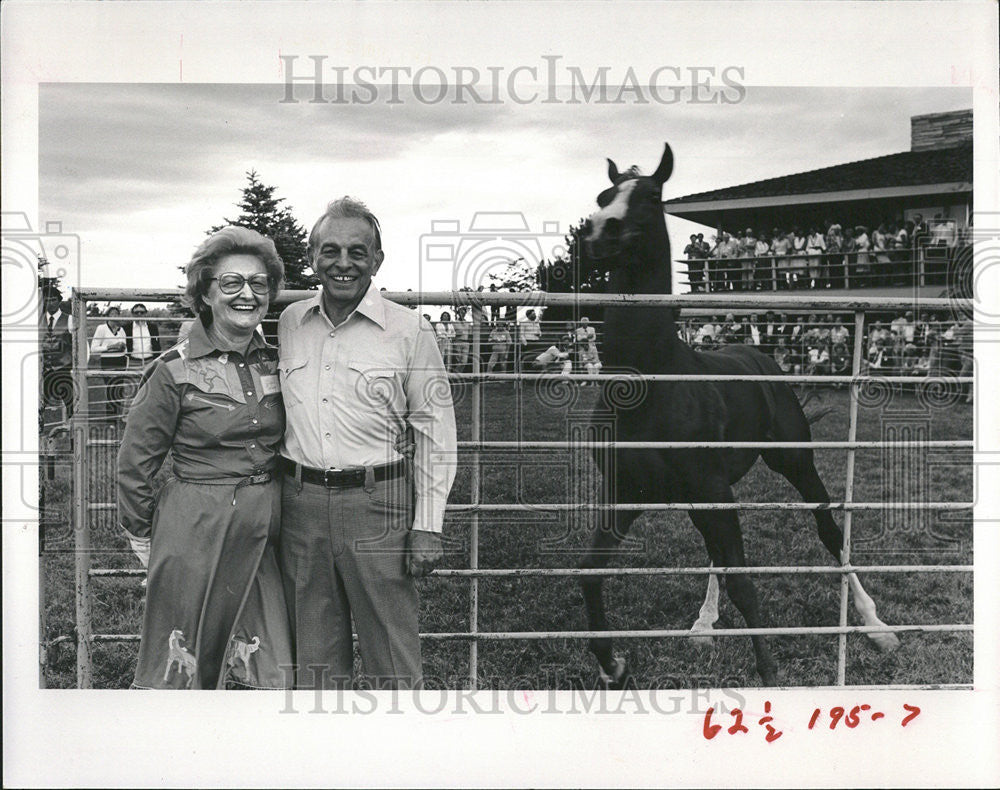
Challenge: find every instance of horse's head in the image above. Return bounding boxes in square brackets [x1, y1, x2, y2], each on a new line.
[581, 143, 673, 270]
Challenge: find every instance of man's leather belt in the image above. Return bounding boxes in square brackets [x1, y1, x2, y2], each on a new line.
[280, 457, 405, 489]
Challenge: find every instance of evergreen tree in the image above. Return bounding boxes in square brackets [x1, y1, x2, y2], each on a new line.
[208, 170, 316, 289]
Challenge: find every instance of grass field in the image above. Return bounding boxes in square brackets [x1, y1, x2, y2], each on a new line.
[40, 381, 973, 689]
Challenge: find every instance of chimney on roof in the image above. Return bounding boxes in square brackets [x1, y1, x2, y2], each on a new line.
[910, 109, 973, 151]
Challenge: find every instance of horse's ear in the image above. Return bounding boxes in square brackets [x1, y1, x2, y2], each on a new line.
[607, 158, 620, 183]
[651, 143, 674, 185]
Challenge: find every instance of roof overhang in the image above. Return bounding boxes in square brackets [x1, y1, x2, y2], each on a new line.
[662, 181, 972, 219]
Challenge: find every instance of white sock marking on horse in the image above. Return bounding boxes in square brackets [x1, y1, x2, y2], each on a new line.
[690, 564, 720, 646]
[845, 560, 900, 651]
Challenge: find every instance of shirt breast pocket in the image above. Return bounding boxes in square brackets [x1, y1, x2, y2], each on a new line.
[278, 357, 310, 407]
[347, 360, 402, 411]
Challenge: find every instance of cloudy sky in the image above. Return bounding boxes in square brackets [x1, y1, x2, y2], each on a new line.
[40, 82, 970, 296]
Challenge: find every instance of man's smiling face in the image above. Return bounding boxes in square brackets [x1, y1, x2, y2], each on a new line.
[311, 216, 384, 321]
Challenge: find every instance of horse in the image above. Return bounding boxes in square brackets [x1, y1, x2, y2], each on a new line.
[577, 143, 900, 687]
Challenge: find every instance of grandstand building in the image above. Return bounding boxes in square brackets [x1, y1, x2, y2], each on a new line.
[663, 109, 973, 297]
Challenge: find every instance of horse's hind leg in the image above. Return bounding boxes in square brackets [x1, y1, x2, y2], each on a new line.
[762, 447, 900, 652]
[690, 495, 778, 687]
[580, 508, 640, 687]
[689, 561, 720, 648]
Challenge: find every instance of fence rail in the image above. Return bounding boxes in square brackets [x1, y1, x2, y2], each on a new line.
[48, 290, 973, 689]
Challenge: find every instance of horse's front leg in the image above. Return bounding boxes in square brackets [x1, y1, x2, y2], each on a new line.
[580, 506, 640, 688]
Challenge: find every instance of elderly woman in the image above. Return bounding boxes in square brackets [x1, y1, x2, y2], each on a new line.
[117, 227, 292, 689]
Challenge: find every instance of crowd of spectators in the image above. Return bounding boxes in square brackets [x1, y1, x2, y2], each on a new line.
[682, 213, 961, 292]
[684, 310, 973, 399]
[431, 309, 603, 381]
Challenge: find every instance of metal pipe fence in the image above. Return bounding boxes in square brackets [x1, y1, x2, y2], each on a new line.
[48, 290, 973, 688]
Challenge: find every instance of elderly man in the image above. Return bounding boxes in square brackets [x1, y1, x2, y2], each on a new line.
[277, 197, 457, 690]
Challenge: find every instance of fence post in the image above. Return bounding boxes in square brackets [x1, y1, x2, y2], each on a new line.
[71, 290, 93, 688]
[468, 306, 485, 689]
[837, 309, 867, 685]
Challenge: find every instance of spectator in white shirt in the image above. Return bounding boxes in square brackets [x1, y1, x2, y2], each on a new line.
[125, 303, 161, 369]
[90, 306, 129, 417]
[434, 311, 456, 370]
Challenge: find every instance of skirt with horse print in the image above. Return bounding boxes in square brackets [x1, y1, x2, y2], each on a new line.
[132, 477, 292, 689]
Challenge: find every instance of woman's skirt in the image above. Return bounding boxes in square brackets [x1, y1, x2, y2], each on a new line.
[132, 477, 292, 689]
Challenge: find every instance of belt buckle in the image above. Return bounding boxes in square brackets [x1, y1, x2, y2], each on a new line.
[249, 471, 270, 485]
[323, 467, 343, 487]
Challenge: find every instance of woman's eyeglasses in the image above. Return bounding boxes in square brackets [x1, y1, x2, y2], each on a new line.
[211, 273, 271, 295]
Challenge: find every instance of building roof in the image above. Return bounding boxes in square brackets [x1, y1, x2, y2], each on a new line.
[663, 141, 972, 206]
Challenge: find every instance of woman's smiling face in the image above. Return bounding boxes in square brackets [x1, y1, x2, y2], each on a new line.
[205, 254, 269, 335]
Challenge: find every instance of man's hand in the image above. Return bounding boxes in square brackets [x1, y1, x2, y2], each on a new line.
[394, 430, 416, 461]
[406, 529, 442, 577]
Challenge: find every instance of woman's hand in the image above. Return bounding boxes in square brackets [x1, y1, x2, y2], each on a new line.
[122, 526, 150, 568]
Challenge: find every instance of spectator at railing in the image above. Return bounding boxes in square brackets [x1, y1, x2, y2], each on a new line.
[830, 340, 850, 387]
[830, 317, 850, 349]
[746, 314, 761, 346]
[872, 223, 891, 286]
[771, 228, 792, 290]
[753, 230, 772, 290]
[806, 225, 826, 289]
[759, 311, 779, 355]
[913, 214, 929, 245]
[890, 311, 915, 346]
[867, 336, 893, 374]
[518, 308, 543, 368]
[840, 230, 857, 287]
[774, 337, 793, 373]
[719, 313, 743, 344]
[684, 233, 707, 293]
[451, 306, 471, 373]
[90, 306, 129, 419]
[853, 226, 872, 286]
[824, 224, 844, 288]
[532, 338, 572, 376]
[579, 335, 603, 384]
[789, 227, 808, 289]
[738, 228, 756, 291]
[895, 221, 914, 283]
[693, 318, 718, 349]
[805, 339, 831, 382]
[435, 311, 456, 370]
[486, 321, 512, 374]
[914, 311, 934, 350]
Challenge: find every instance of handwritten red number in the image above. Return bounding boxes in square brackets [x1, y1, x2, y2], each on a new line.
[703, 707, 722, 740]
[845, 705, 861, 728]
[808, 708, 821, 729]
[901, 704, 921, 727]
[728, 708, 749, 735]
[758, 701, 783, 743]
[829, 706, 845, 730]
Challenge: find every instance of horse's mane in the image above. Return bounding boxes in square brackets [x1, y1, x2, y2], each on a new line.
[613, 165, 644, 184]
